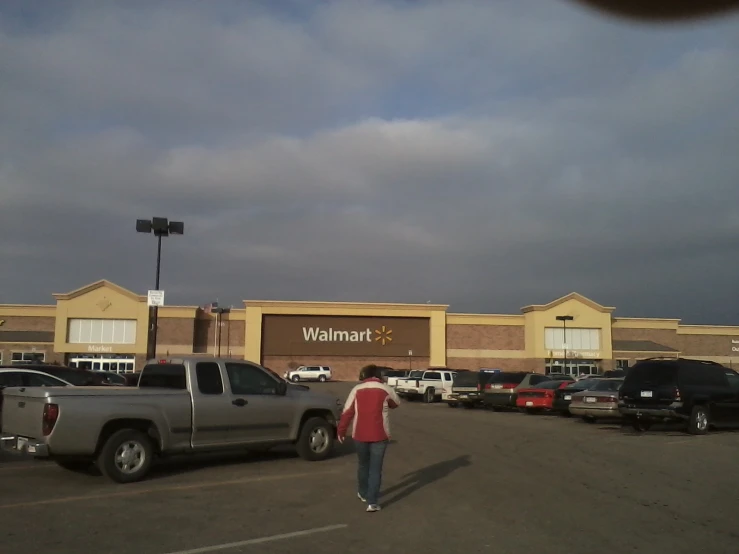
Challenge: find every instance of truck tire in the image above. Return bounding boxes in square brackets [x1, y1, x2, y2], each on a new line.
[423, 388, 435, 403]
[318, 375, 327, 382]
[291, 375, 301, 382]
[296, 417, 334, 461]
[97, 429, 154, 484]
[687, 404, 710, 435]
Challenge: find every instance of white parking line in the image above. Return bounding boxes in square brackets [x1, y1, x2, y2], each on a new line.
[162, 524, 349, 554]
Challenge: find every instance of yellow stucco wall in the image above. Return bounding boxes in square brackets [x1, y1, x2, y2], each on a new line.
[523, 298, 614, 360]
[53, 282, 149, 354]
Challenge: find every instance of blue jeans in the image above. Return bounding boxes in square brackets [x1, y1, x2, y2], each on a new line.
[355, 440, 388, 505]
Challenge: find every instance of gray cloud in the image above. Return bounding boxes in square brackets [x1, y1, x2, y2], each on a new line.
[1, 1, 738, 323]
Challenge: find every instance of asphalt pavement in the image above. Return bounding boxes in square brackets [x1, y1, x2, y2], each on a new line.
[2, 382, 738, 554]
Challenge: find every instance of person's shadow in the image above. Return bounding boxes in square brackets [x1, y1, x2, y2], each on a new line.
[381, 454, 472, 507]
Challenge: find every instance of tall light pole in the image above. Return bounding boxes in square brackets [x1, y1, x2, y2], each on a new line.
[556, 315, 574, 375]
[136, 217, 184, 360]
[212, 305, 231, 358]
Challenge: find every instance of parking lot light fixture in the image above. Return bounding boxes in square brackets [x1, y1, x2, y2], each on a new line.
[136, 217, 184, 359]
[555, 315, 574, 376]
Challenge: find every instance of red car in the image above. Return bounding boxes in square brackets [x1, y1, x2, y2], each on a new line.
[516, 380, 571, 414]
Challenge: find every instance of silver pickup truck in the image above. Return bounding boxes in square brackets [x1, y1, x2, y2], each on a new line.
[0, 357, 343, 483]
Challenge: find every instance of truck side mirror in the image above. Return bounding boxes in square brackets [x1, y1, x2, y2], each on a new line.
[277, 381, 288, 396]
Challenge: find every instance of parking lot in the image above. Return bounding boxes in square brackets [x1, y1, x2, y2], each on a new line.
[1, 382, 738, 554]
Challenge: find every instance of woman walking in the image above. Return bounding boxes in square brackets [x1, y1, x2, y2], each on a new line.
[337, 364, 401, 512]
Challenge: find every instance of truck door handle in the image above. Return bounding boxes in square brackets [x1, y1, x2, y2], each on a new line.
[232, 398, 248, 407]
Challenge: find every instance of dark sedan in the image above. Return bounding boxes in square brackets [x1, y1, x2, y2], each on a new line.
[0, 364, 108, 386]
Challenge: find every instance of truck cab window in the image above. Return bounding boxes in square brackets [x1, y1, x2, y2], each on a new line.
[225, 363, 278, 395]
[196, 362, 224, 395]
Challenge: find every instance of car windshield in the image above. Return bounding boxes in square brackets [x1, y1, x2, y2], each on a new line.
[565, 379, 601, 390]
[488, 372, 527, 385]
[592, 379, 623, 391]
[530, 380, 564, 390]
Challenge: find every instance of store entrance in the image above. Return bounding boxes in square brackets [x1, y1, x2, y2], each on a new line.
[545, 359, 600, 377]
[68, 354, 136, 373]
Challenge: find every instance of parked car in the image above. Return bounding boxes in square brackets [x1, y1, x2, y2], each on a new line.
[545, 373, 576, 382]
[0, 364, 108, 386]
[1, 357, 344, 483]
[382, 369, 409, 387]
[619, 357, 739, 434]
[446, 370, 501, 409]
[516, 380, 572, 414]
[483, 372, 552, 411]
[552, 378, 604, 416]
[94, 371, 129, 386]
[283, 366, 332, 383]
[395, 369, 456, 403]
[1, 369, 74, 428]
[569, 378, 624, 423]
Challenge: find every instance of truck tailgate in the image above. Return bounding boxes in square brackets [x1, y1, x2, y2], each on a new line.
[0, 388, 47, 439]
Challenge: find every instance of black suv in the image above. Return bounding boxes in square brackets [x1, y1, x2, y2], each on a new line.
[618, 358, 739, 434]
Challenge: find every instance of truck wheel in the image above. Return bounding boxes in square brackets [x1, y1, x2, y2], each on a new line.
[296, 417, 334, 461]
[291, 375, 301, 382]
[687, 405, 710, 435]
[318, 375, 327, 382]
[423, 388, 435, 403]
[97, 429, 154, 484]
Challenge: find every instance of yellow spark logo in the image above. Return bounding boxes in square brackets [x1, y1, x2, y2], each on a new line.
[374, 325, 393, 345]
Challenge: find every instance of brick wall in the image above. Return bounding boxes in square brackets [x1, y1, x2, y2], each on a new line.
[262, 355, 430, 381]
[0, 316, 56, 332]
[445, 357, 540, 372]
[222, 319, 245, 347]
[446, 324, 525, 350]
[157, 318, 195, 345]
[676, 334, 735, 357]
[0, 343, 56, 365]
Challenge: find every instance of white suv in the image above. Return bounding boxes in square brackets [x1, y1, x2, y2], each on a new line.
[284, 366, 332, 383]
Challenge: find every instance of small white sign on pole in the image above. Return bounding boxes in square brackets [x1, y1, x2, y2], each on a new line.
[408, 350, 413, 356]
[147, 290, 165, 307]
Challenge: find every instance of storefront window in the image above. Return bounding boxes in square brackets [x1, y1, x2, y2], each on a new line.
[11, 352, 46, 365]
[546, 359, 599, 376]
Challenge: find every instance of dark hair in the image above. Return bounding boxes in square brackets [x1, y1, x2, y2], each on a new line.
[359, 364, 379, 381]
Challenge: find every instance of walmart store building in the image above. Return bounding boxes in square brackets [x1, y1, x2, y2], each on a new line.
[1, 280, 738, 380]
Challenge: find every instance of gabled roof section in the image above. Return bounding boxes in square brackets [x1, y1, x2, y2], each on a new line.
[53, 280, 146, 302]
[521, 292, 615, 314]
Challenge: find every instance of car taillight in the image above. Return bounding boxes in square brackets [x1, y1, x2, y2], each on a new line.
[597, 396, 617, 403]
[42, 403, 59, 436]
[500, 383, 517, 390]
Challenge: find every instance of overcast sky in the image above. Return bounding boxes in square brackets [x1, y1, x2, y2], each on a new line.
[1, 1, 738, 324]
